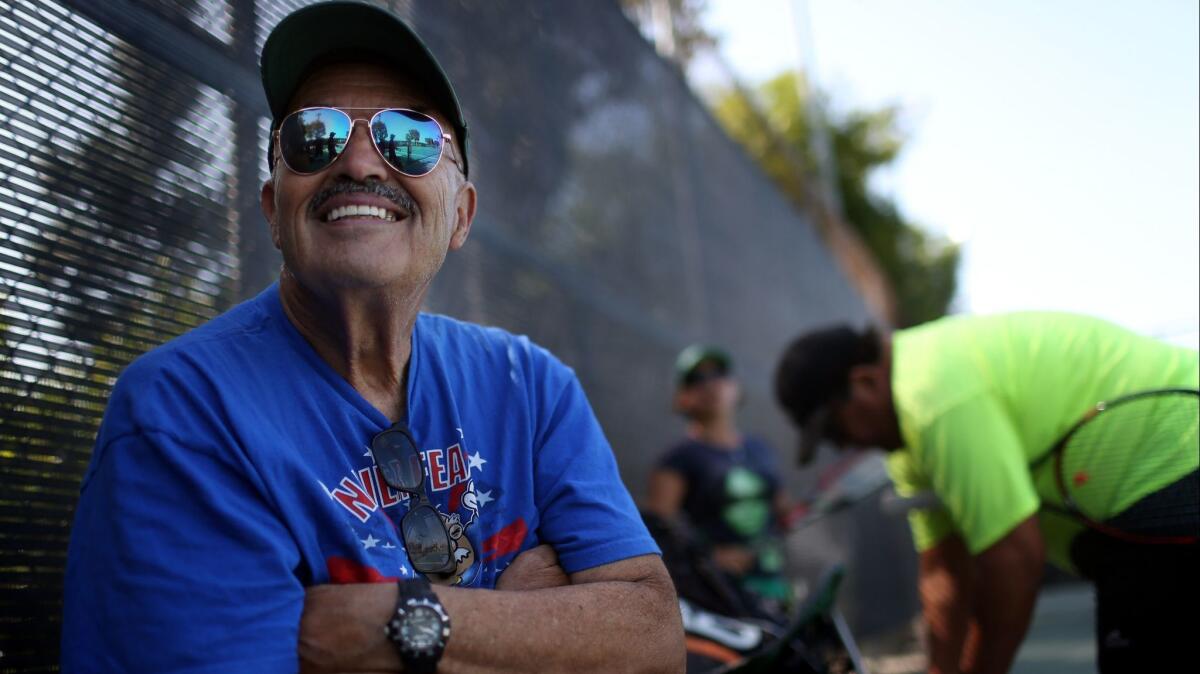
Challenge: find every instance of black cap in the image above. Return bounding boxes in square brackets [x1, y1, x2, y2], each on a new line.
[674, 344, 732, 387]
[260, 1, 469, 177]
[774, 325, 879, 464]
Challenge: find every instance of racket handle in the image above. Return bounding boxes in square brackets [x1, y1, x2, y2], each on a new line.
[881, 490, 942, 515]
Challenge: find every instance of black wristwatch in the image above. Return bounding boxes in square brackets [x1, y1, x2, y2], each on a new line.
[384, 578, 451, 674]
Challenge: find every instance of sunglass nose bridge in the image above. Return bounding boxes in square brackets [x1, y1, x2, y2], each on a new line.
[339, 118, 385, 160]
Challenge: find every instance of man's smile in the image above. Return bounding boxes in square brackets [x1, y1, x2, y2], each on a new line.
[322, 203, 399, 223]
[314, 191, 411, 225]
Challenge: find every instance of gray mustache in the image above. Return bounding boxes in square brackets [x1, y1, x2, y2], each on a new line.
[308, 180, 416, 217]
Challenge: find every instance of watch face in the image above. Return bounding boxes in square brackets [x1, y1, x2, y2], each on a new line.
[401, 605, 444, 651]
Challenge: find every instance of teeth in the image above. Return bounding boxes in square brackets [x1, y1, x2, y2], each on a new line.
[325, 204, 397, 222]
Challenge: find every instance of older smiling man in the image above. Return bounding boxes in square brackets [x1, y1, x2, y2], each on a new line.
[60, 3, 683, 672]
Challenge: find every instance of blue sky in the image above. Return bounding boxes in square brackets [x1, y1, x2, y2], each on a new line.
[695, 0, 1199, 345]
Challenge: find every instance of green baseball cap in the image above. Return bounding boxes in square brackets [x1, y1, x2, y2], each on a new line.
[674, 344, 733, 387]
[260, 1, 470, 177]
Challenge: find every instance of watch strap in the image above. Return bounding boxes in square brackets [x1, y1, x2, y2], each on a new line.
[386, 578, 449, 674]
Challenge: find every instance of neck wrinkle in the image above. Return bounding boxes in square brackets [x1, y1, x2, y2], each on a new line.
[278, 270, 421, 420]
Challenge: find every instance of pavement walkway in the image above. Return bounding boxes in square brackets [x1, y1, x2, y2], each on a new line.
[860, 581, 1097, 674]
[1013, 583, 1095, 674]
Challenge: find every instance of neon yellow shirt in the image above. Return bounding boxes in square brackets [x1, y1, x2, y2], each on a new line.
[886, 312, 1199, 570]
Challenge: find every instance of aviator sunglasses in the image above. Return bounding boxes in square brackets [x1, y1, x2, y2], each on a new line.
[369, 422, 458, 576]
[274, 107, 454, 177]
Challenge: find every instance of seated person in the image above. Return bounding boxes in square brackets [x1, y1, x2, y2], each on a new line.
[647, 345, 793, 608]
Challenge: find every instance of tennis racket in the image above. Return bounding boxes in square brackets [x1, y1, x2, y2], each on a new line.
[1046, 388, 1199, 545]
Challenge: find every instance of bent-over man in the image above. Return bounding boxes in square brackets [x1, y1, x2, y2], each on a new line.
[774, 312, 1197, 674]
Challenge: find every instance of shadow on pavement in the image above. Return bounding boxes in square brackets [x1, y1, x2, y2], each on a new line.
[1014, 582, 1095, 674]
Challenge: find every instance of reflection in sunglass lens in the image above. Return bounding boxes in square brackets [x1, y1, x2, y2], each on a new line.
[278, 108, 351, 174]
[372, 428, 424, 491]
[371, 109, 444, 176]
[403, 504, 453, 572]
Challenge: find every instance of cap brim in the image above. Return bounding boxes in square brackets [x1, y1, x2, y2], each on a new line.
[796, 405, 831, 466]
[260, 2, 468, 175]
[675, 346, 733, 386]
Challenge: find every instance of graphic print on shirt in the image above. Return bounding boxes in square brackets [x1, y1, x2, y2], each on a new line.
[722, 466, 769, 538]
[321, 438, 498, 587]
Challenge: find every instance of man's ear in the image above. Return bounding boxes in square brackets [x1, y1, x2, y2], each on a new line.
[448, 180, 477, 251]
[261, 177, 281, 249]
[736, 383, 747, 409]
[729, 379, 746, 408]
[671, 388, 692, 417]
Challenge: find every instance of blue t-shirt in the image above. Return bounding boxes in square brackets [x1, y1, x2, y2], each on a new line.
[61, 283, 657, 673]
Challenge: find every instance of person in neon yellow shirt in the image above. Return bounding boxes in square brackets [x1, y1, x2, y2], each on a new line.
[773, 312, 1198, 674]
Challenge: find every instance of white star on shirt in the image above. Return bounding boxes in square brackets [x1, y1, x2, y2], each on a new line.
[476, 489, 494, 507]
[362, 445, 373, 458]
[361, 534, 380, 549]
[468, 452, 487, 472]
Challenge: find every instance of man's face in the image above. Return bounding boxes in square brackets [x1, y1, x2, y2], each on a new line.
[261, 60, 475, 296]
[822, 365, 903, 451]
[676, 360, 739, 420]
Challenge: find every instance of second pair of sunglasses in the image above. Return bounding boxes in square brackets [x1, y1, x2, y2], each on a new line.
[275, 107, 452, 177]
[682, 366, 730, 388]
[370, 422, 458, 576]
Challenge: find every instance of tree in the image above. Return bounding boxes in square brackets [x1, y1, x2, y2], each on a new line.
[372, 119, 388, 145]
[712, 72, 960, 326]
[305, 118, 327, 139]
[619, 0, 717, 66]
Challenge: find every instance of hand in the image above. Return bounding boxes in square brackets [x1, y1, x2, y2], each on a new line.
[496, 544, 570, 591]
[711, 544, 756, 575]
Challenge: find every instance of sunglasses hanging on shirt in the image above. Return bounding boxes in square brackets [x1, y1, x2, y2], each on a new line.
[369, 422, 458, 576]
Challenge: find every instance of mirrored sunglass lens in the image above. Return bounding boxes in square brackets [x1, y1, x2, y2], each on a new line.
[403, 505, 452, 571]
[372, 430, 424, 490]
[373, 110, 444, 176]
[279, 108, 350, 173]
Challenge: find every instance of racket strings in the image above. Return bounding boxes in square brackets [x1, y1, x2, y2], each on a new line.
[1060, 391, 1199, 539]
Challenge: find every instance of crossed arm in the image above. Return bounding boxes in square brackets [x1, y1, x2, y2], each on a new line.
[298, 547, 686, 674]
[919, 515, 1045, 674]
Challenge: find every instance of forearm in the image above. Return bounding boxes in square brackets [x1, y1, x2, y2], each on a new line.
[441, 568, 682, 673]
[918, 537, 973, 674]
[299, 555, 684, 674]
[920, 563, 973, 674]
[961, 531, 1042, 674]
[961, 577, 1037, 674]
